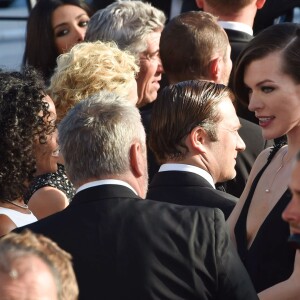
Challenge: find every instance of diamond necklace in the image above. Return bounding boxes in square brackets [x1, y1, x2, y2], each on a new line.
[265, 151, 290, 193]
[3, 199, 28, 209]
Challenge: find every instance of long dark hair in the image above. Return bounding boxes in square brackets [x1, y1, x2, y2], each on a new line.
[23, 0, 92, 82]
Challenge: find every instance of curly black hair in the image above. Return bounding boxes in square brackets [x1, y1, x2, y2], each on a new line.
[0, 68, 52, 201]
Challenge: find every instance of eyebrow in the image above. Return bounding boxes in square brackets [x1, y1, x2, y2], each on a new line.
[53, 13, 88, 30]
[255, 79, 275, 86]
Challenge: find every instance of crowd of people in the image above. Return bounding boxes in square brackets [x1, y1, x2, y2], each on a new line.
[1, 0, 300, 299]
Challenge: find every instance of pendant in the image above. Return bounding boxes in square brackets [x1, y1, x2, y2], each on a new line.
[265, 189, 270, 193]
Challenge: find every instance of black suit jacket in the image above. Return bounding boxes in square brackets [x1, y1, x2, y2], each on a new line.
[147, 170, 237, 219]
[223, 28, 257, 124]
[15, 184, 258, 300]
[224, 28, 252, 64]
[254, 0, 300, 34]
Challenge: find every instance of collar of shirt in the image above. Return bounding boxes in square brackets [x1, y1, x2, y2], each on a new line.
[76, 179, 138, 195]
[218, 20, 253, 36]
[159, 163, 215, 189]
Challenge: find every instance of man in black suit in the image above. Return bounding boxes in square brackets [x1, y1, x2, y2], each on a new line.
[148, 80, 244, 219]
[158, 11, 268, 197]
[15, 91, 258, 300]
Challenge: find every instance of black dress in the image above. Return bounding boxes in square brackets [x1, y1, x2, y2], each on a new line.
[24, 164, 75, 204]
[234, 144, 295, 292]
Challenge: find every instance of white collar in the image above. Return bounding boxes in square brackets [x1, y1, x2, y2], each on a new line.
[159, 163, 215, 189]
[76, 179, 138, 195]
[218, 21, 253, 36]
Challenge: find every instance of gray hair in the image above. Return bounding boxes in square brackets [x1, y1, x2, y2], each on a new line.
[85, 0, 166, 57]
[58, 91, 146, 185]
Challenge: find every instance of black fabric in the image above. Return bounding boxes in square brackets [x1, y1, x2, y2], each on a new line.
[224, 27, 258, 124]
[15, 184, 258, 300]
[139, 102, 160, 183]
[147, 170, 237, 219]
[235, 144, 295, 292]
[24, 164, 75, 204]
[254, 0, 300, 34]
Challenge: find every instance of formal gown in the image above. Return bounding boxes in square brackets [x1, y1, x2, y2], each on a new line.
[234, 143, 295, 292]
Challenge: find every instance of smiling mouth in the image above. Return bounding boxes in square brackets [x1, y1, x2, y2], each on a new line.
[257, 116, 275, 126]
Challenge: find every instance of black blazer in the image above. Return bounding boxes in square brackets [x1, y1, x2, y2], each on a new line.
[223, 28, 258, 124]
[15, 184, 258, 300]
[147, 170, 237, 219]
[224, 28, 252, 64]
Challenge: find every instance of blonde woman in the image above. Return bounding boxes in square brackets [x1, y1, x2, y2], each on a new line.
[49, 41, 139, 122]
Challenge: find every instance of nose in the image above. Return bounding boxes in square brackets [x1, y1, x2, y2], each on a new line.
[75, 27, 85, 42]
[282, 197, 299, 224]
[248, 92, 262, 112]
[236, 133, 246, 152]
[156, 56, 164, 75]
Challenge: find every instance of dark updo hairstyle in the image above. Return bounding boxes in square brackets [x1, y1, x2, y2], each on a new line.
[23, 0, 92, 82]
[0, 68, 52, 201]
[233, 23, 300, 106]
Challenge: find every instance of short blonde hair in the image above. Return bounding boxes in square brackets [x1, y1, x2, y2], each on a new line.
[49, 41, 139, 122]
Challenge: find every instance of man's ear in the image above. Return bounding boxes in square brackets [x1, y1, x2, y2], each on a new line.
[256, 0, 266, 9]
[195, 0, 204, 9]
[209, 57, 222, 83]
[130, 142, 145, 177]
[189, 126, 209, 154]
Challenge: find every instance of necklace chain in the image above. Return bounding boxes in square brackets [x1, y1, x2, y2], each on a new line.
[265, 151, 290, 193]
[3, 199, 28, 209]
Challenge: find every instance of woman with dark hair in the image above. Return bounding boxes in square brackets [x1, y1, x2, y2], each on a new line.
[228, 23, 300, 298]
[23, 0, 92, 82]
[0, 68, 60, 236]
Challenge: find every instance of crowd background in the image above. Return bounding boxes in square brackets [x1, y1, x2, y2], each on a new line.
[1, 0, 300, 299]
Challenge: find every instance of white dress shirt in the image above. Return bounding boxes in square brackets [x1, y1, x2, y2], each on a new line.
[159, 163, 215, 189]
[218, 20, 253, 36]
[76, 179, 138, 195]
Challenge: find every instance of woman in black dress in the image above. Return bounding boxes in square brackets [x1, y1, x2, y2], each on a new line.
[228, 23, 300, 298]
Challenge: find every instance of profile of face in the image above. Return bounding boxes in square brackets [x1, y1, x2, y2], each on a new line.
[34, 95, 59, 175]
[244, 51, 300, 140]
[52, 4, 90, 54]
[136, 30, 163, 108]
[0, 255, 58, 300]
[282, 158, 300, 235]
[206, 98, 246, 183]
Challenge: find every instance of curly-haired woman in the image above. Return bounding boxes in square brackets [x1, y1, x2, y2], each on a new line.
[0, 68, 60, 236]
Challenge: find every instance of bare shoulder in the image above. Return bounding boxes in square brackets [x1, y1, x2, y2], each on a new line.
[0, 214, 17, 237]
[28, 186, 69, 220]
